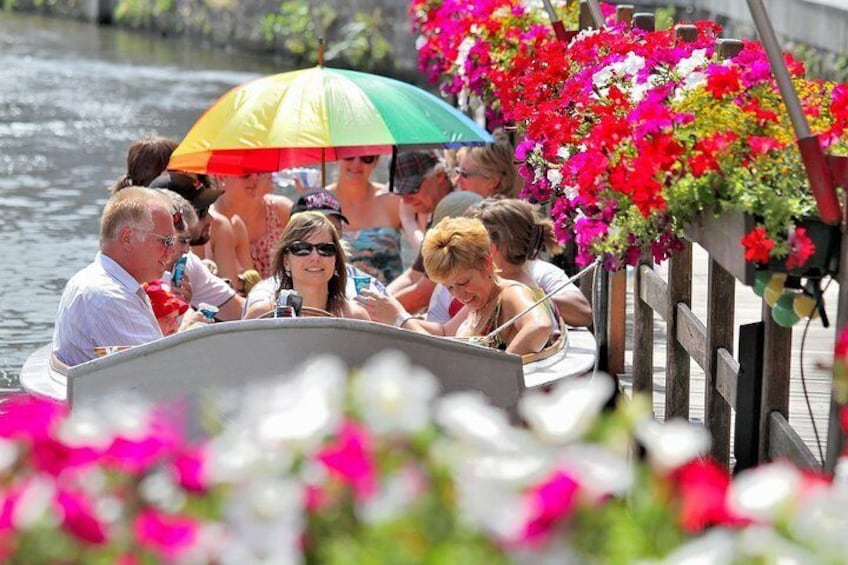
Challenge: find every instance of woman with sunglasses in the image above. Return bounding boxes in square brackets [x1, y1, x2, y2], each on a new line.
[243, 212, 370, 320]
[454, 129, 522, 198]
[327, 154, 403, 285]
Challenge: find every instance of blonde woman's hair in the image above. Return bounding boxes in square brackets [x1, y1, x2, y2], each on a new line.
[99, 186, 171, 249]
[467, 197, 560, 266]
[458, 129, 522, 197]
[422, 216, 492, 282]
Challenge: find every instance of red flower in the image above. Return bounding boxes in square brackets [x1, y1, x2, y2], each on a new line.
[671, 459, 742, 532]
[784, 227, 816, 270]
[747, 135, 784, 156]
[741, 227, 775, 264]
[705, 64, 742, 98]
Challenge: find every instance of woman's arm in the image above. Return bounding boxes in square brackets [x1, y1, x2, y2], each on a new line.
[499, 286, 553, 355]
[209, 212, 239, 284]
[355, 289, 453, 336]
[343, 300, 372, 321]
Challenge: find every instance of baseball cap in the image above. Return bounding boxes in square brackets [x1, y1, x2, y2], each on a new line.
[291, 189, 349, 224]
[393, 151, 440, 194]
[148, 172, 223, 212]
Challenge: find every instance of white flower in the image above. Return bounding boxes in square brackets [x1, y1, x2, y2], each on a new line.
[222, 478, 304, 564]
[788, 486, 848, 556]
[247, 356, 346, 452]
[519, 374, 615, 445]
[453, 470, 530, 541]
[634, 418, 711, 472]
[358, 465, 424, 525]
[13, 475, 58, 530]
[727, 461, 801, 523]
[675, 49, 708, 76]
[546, 167, 563, 189]
[352, 350, 439, 436]
[57, 407, 113, 450]
[556, 145, 571, 160]
[0, 437, 18, 474]
[558, 445, 633, 499]
[737, 525, 817, 563]
[435, 391, 529, 452]
[655, 528, 736, 564]
[455, 36, 476, 77]
[140, 470, 186, 513]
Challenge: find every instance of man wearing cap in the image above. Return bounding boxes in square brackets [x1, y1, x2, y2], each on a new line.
[52, 187, 207, 366]
[243, 189, 388, 318]
[148, 172, 245, 321]
[388, 151, 455, 313]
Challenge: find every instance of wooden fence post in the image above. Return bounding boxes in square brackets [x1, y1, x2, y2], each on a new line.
[735, 323, 765, 472]
[666, 242, 692, 418]
[705, 259, 735, 466]
[608, 270, 626, 377]
[759, 304, 793, 461]
[633, 254, 655, 399]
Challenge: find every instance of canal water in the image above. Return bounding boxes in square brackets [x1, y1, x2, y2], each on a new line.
[0, 13, 299, 384]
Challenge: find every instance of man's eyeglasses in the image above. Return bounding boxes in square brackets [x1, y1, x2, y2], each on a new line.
[455, 167, 490, 180]
[136, 229, 177, 250]
[178, 236, 192, 246]
[287, 241, 338, 257]
[342, 155, 377, 164]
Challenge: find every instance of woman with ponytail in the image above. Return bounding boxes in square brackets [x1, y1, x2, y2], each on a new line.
[465, 198, 592, 327]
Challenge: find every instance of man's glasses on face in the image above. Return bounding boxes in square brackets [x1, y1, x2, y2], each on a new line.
[135, 229, 177, 250]
[342, 155, 377, 164]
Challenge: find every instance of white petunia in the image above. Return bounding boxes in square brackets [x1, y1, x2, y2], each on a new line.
[546, 167, 563, 189]
[435, 391, 529, 452]
[558, 445, 633, 499]
[675, 49, 708, 76]
[655, 528, 736, 565]
[727, 461, 801, 523]
[57, 407, 113, 450]
[352, 350, 439, 436]
[634, 418, 711, 472]
[12, 475, 58, 530]
[520, 374, 615, 445]
[737, 525, 818, 563]
[789, 487, 848, 557]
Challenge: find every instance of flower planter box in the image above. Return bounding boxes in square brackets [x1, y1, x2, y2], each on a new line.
[685, 211, 840, 286]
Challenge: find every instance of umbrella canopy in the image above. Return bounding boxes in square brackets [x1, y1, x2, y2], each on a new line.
[168, 66, 493, 176]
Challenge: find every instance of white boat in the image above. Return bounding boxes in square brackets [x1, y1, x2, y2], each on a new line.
[20, 318, 597, 415]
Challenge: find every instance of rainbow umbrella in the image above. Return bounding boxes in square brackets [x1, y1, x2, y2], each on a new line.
[168, 66, 493, 178]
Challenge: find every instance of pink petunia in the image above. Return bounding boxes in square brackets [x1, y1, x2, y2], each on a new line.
[316, 421, 376, 500]
[520, 470, 580, 545]
[56, 488, 108, 544]
[134, 508, 199, 563]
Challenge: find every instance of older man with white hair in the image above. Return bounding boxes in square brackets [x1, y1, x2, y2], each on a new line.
[52, 186, 205, 366]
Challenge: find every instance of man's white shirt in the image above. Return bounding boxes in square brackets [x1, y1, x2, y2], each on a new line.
[52, 252, 163, 366]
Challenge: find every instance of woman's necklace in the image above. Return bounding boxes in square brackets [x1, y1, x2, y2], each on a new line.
[472, 282, 501, 334]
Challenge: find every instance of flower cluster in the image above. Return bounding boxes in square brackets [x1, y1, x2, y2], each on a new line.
[411, 2, 848, 273]
[4, 352, 848, 562]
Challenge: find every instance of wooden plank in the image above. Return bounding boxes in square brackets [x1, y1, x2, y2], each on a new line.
[676, 304, 706, 369]
[666, 243, 692, 419]
[639, 265, 669, 320]
[760, 304, 793, 461]
[768, 412, 821, 470]
[607, 269, 626, 376]
[705, 259, 736, 467]
[715, 349, 739, 409]
[595, 270, 610, 373]
[735, 323, 765, 472]
[632, 255, 655, 396]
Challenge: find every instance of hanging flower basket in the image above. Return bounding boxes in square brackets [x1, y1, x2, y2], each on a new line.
[685, 211, 840, 286]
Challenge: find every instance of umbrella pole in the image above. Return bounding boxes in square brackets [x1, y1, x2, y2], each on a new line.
[321, 148, 326, 189]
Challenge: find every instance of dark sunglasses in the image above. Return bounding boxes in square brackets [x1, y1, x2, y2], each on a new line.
[287, 241, 337, 257]
[343, 155, 377, 164]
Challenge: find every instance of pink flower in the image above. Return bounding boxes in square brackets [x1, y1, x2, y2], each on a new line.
[521, 470, 579, 545]
[316, 421, 376, 500]
[56, 489, 108, 544]
[171, 446, 208, 493]
[670, 459, 742, 532]
[134, 508, 199, 563]
[0, 395, 66, 442]
[31, 437, 100, 476]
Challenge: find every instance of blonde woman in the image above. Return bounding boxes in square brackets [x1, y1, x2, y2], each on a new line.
[357, 217, 552, 355]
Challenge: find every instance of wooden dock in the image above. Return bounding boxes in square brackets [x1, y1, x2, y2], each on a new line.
[618, 244, 837, 465]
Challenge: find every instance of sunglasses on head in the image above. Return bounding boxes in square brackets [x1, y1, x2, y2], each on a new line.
[172, 210, 185, 231]
[287, 241, 337, 257]
[343, 155, 377, 164]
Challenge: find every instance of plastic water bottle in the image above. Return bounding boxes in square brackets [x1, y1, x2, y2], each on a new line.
[275, 290, 298, 318]
[172, 255, 187, 287]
